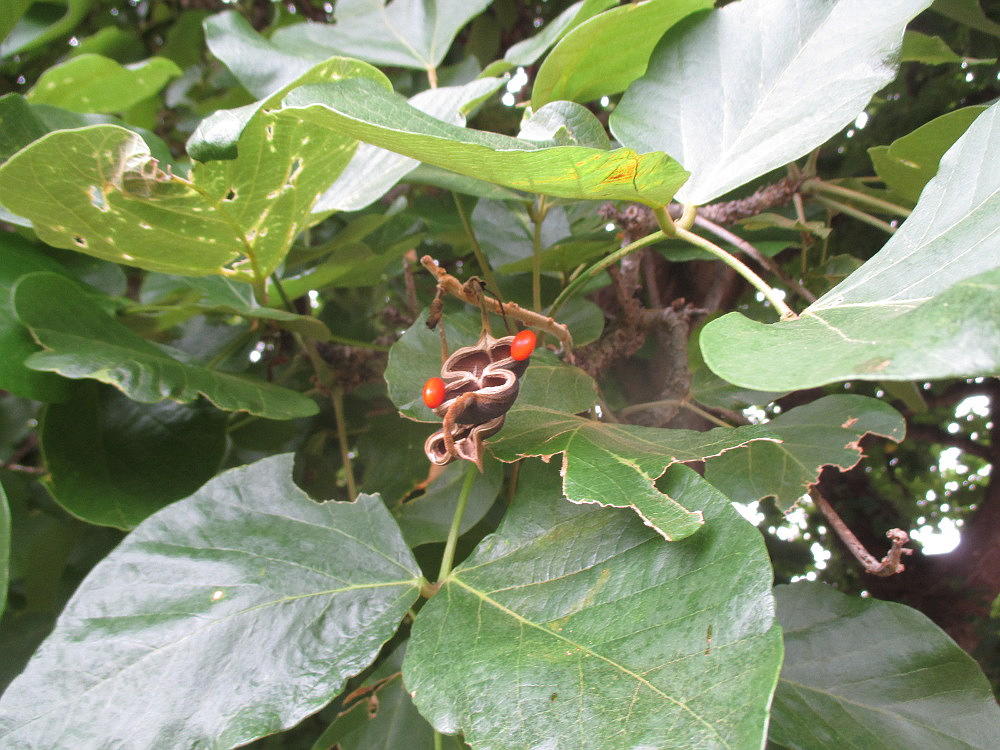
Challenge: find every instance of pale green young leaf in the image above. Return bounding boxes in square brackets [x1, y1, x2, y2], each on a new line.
[0, 454, 422, 749]
[531, 0, 712, 108]
[405, 461, 782, 750]
[610, 0, 933, 205]
[26, 54, 181, 113]
[503, 0, 617, 68]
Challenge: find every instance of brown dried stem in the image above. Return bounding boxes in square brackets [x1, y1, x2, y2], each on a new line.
[421, 255, 573, 353]
[812, 490, 913, 577]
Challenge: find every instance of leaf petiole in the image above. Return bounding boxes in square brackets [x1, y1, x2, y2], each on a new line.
[437, 465, 477, 582]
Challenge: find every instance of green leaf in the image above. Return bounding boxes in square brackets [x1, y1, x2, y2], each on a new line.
[315, 76, 506, 213]
[770, 582, 1000, 749]
[203, 11, 319, 99]
[0, 234, 75, 401]
[0, 477, 8, 621]
[169, 275, 333, 341]
[518, 100, 611, 149]
[279, 76, 689, 207]
[701, 101, 1000, 390]
[40, 382, 228, 529]
[531, 0, 712, 108]
[0, 100, 357, 279]
[324, 645, 439, 750]
[0, 1, 32, 46]
[15, 272, 318, 419]
[503, 0, 617, 68]
[391, 460, 502, 548]
[404, 461, 783, 749]
[704, 395, 905, 510]
[868, 105, 987, 203]
[188, 56, 384, 162]
[26, 54, 181, 113]
[489, 407, 776, 540]
[269, 0, 492, 70]
[0, 0, 97, 58]
[610, 0, 933, 205]
[932, 0, 1000, 39]
[0, 454, 423, 749]
[900, 29, 994, 64]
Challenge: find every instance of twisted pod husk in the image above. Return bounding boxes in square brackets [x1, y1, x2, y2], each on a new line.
[424, 331, 531, 470]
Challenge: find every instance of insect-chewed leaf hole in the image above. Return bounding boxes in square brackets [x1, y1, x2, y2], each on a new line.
[87, 185, 108, 212]
[72, 235, 87, 247]
[224, 188, 237, 202]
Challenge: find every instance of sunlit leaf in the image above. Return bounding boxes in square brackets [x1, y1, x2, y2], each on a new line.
[770, 582, 1000, 749]
[405, 461, 782, 749]
[503, 0, 617, 68]
[316, 76, 505, 213]
[279, 75, 689, 207]
[15, 273, 318, 419]
[0, 454, 422, 749]
[26, 54, 181, 113]
[701, 101, 1000, 390]
[531, 0, 712, 108]
[489, 406, 775, 540]
[40, 382, 228, 529]
[704, 395, 905, 510]
[270, 0, 493, 70]
[610, 0, 932, 205]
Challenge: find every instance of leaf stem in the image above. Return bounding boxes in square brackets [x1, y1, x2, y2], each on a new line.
[618, 399, 733, 428]
[331, 385, 358, 500]
[673, 225, 797, 320]
[805, 179, 912, 218]
[547, 230, 667, 320]
[813, 196, 898, 234]
[437, 465, 477, 583]
[528, 196, 549, 312]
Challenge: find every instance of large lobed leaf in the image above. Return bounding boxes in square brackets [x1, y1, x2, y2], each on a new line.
[771, 582, 1000, 749]
[701, 100, 1000, 390]
[14, 273, 318, 419]
[610, 0, 933, 205]
[704, 395, 905, 510]
[489, 406, 776, 540]
[0, 454, 423, 749]
[278, 75, 689, 207]
[404, 461, 783, 750]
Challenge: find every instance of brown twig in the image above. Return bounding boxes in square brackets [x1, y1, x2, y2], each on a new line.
[812, 490, 913, 577]
[420, 255, 573, 353]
